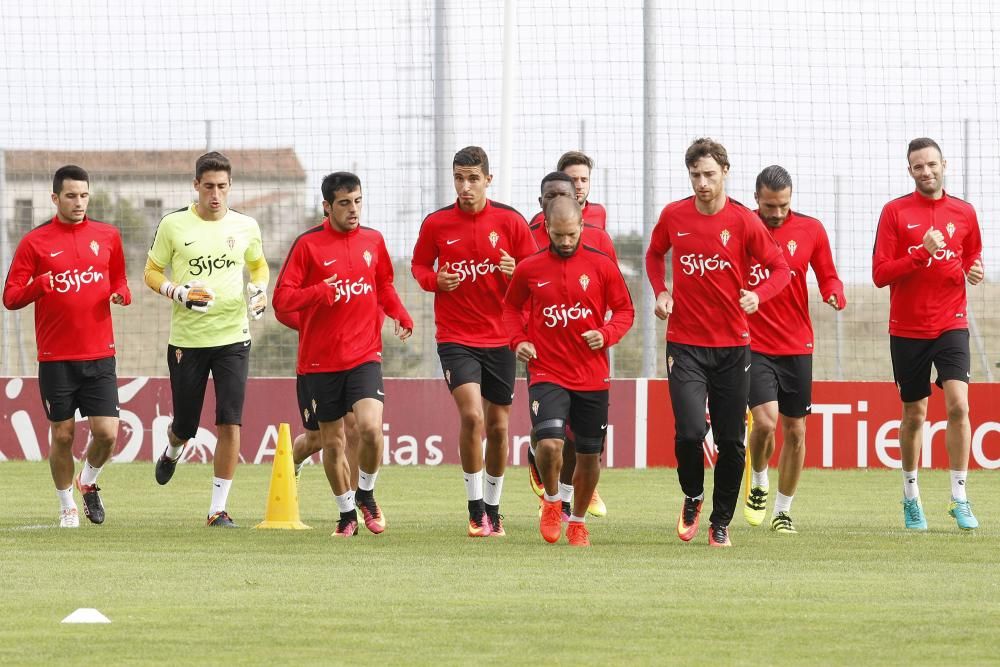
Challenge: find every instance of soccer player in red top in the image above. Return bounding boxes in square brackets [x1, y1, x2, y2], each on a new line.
[412, 146, 536, 537]
[273, 172, 413, 537]
[528, 151, 608, 231]
[740, 166, 846, 534]
[503, 197, 634, 546]
[3, 165, 131, 528]
[872, 138, 984, 531]
[645, 138, 790, 547]
[525, 171, 616, 520]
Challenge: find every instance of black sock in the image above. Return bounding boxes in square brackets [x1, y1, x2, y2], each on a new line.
[562, 501, 571, 515]
[340, 508, 357, 521]
[468, 499, 485, 517]
[484, 502, 500, 518]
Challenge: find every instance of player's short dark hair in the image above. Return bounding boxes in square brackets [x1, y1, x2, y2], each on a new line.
[540, 171, 574, 194]
[453, 146, 490, 175]
[321, 172, 363, 203]
[557, 150, 594, 171]
[907, 137, 943, 161]
[195, 151, 232, 180]
[684, 138, 730, 170]
[52, 165, 89, 194]
[755, 165, 793, 193]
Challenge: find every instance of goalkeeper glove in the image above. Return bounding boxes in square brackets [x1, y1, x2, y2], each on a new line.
[246, 283, 267, 320]
[174, 281, 215, 313]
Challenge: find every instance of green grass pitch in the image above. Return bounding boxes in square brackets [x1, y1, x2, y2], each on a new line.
[1, 462, 998, 665]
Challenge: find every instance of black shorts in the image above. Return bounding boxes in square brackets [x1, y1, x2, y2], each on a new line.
[528, 382, 608, 454]
[748, 353, 813, 418]
[167, 341, 251, 441]
[38, 357, 119, 422]
[305, 362, 383, 423]
[890, 329, 970, 403]
[296, 374, 319, 432]
[437, 343, 515, 406]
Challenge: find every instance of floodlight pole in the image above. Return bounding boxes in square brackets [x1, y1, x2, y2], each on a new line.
[499, 0, 517, 205]
[641, 0, 658, 379]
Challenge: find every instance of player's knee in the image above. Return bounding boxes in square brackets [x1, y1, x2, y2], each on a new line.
[574, 435, 604, 455]
[532, 418, 565, 444]
[356, 421, 382, 447]
[458, 406, 484, 431]
[900, 405, 926, 430]
[752, 413, 777, 436]
[947, 399, 969, 423]
[484, 421, 507, 445]
[50, 424, 74, 449]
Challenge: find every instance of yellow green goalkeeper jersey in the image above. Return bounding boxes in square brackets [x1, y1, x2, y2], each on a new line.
[149, 204, 264, 348]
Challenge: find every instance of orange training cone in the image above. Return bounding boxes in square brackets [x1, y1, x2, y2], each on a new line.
[254, 422, 311, 530]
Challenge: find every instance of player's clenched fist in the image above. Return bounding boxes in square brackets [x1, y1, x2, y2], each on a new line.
[436, 263, 460, 291]
[654, 290, 673, 320]
[173, 281, 215, 312]
[246, 283, 267, 320]
[922, 227, 945, 254]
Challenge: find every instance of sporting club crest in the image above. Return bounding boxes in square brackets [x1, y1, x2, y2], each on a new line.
[720, 229, 731, 246]
[363, 249, 373, 267]
[489, 231, 499, 248]
[946, 222, 956, 238]
[445, 369, 451, 385]
[226, 236, 236, 250]
[579, 274, 591, 291]
[531, 400, 539, 416]
[175, 349, 183, 364]
[786, 240, 798, 256]
[89, 240, 100, 256]
[667, 355, 674, 374]
[311, 399, 317, 413]
[303, 408, 310, 423]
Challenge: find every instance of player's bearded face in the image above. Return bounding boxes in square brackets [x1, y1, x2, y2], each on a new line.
[563, 164, 591, 205]
[547, 218, 582, 257]
[194, 171, 230, 219]
[52, 179, 89, 224]
[453, 165, 491, 211]
[755, 186, 792, 228]
[325, 187, 363, 232]
[907, 147, 946, 197]
[688, 157, 727, 204]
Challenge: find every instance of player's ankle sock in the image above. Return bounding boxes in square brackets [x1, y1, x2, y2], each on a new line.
[569, 514, 586, 523]
[209, 477, 232, 515]
[902, 469, 919, 500]
[950, 470, 968, 501]
[463, 470, 483, 502]
[688, 493, 705, 502]
[56, 486, 75, 511]
[774, 492, 793, 514]
[752, 467, 768, 489]
[358, 469, 378, 492]
[558, 482, 574, 503]
[165, 443, 184, 460]
[484, 473, 504, 505]
[80, 461, 102, 486]
[543, 492, 560, 503]
[334, 489, 356, 513]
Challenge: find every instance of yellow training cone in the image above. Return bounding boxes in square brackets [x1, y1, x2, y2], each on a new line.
[254, 422, 311, 530]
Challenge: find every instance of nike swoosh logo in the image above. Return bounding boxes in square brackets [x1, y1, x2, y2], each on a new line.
[601, 423, 608, 429]
[243, 341, 251, 346]
[376, 390, 385, 396]
[744, 364, 751, 372]
[487, 480, 497, 486]
[324, 259, 336, 266]
[906, 224, 919, 229]
[537, 281, 550, 287]
[50, 251, 63, 257]
[213, 483, 221, 488]
[446, 239, 461, 245]
[805, 405, 812, 411]
[184, 241, 195, 246]
[677, 232, 690, 237]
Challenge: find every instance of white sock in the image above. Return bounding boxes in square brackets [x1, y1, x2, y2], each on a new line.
[688, 492, 705, 502]
[484, 473, 504, 506]
[334, 489, 356, 514]
[209, 477, 232, 515]
[56, 487, 75, 511]
[166, 443, 184, 460]
[950, 470, 968, 501]
[558, 482, 574, 503]
[358, 469, 378, 492]
[902, 469, 919, 500]
[569, 514, 586, 523]
[752, 467, 769, 489]
[80, 461, 102, 486]
[543, 492, 560, 503]
[773, 492, 793, 514]
[463, 470, 483, 502]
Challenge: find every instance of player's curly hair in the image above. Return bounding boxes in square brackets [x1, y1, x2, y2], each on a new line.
[684, 138, 730, 170]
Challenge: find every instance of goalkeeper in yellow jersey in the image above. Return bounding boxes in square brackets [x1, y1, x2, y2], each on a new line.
[144, 151, 269, 528]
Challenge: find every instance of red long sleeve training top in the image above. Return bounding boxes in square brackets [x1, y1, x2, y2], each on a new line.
[503, 245, 634, 391]
[747, 211, 844, 356]
[411, 200, 536, 347]
[529, 201, 607, 231]
[872, 191, 982, 339]
[273, 220, 412, 374]
[645, 197, 790, 348]
[3, 216, 131, 361]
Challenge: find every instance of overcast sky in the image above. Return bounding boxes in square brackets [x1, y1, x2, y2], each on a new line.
[1, 0, 998, 283]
